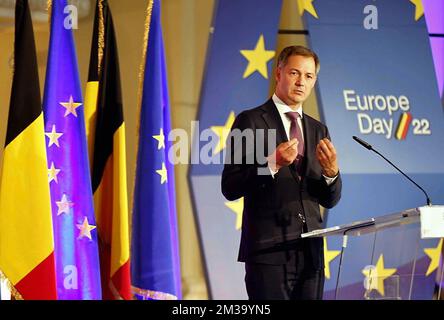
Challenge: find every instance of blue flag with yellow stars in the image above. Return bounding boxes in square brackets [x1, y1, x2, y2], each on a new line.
[43, 0, 102, 299]
[189, 0, 283, 299]
[300, 0, 444, 299]
[131, 0, 181, 300]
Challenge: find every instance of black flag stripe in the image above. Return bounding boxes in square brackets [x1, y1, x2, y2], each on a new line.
[91, 0, 124, 193]
[5, 0, 41, 147]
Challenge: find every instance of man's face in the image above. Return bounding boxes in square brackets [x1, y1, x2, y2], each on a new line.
[275, 54, 317, 109]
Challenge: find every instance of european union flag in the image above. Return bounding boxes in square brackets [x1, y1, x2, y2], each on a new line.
[131, 0, 181, 300]
[43, 0, 102, 299]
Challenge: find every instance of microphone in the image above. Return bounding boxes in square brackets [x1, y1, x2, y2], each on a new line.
[352, 136, 432, 206]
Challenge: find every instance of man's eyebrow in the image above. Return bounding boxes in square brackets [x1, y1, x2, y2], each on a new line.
[289, 68, 315, 76]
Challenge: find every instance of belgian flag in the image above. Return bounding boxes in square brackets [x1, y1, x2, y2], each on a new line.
[0, 0, 57, 299]
[84, 0, 131, 300]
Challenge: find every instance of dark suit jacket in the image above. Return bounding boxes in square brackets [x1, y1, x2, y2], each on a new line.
[221, 99, 342, 267]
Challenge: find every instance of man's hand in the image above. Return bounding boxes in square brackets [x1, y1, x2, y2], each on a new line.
[316, 138, 339, 178]
[268, 138, 298, 172]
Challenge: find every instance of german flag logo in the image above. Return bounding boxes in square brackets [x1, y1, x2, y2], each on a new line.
[395, 112, 412, 140]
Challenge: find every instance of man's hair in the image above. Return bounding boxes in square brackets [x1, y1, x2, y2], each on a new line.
[277, 45, 320, 74]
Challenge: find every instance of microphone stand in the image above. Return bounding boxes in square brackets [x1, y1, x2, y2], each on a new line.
[352, 136, 432, 206]
[371, 148, 431, 206]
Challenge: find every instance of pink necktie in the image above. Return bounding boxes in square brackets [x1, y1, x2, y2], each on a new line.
[285, 111, 304, 158]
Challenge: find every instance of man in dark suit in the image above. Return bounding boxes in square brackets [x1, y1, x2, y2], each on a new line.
[222, 45, 342, 300]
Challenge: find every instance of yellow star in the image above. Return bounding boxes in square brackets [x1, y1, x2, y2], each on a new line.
[225, 197, 244, 230]
[56, 194, 74, 216]
[48, 162, 61, 184]
[156, 162, 168, 184]
[323, 237, 340, 279]
[210, 111, 236, 155]
[410, 0, 424, 21]
[297, 0, 319, 19]
[76, 217, 97, 240]
[45, 125, 63, 147]
[240, 35, 275, 79]
[153, 128, 165, 150]
[60, 95, 82, 117]
[362, 254, 397, 297]
[424, 239, 443, 276]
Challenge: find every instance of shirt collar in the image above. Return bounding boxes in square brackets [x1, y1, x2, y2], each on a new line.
[272, 93, 303, 118]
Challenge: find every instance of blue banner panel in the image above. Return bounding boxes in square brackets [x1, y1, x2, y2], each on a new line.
[189, 0, 282, 299]
[303, 0, 444, 299]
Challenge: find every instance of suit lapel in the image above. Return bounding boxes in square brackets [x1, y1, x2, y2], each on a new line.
[302, 113, 315, 177]
[261, 99, 303, 181]
[260, 99, 287, 146]
[259, 100, 319, 180]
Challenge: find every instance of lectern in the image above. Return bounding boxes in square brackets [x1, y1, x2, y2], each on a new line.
[302, 206, 444, 300]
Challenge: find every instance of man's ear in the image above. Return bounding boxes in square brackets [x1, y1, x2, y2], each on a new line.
[276, 67, 281, 83]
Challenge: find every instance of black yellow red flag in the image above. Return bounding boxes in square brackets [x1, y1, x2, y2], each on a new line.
[84, 0, 131, 300]
[0, 0, 57, 300]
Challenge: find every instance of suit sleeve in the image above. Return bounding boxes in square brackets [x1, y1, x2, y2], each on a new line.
[221, 111, 270, 201]
[317, 126, 342, 209]
[318, 173, 342, 208]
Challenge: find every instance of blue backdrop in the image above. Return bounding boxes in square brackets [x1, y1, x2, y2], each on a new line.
[303, 0, 444, 299]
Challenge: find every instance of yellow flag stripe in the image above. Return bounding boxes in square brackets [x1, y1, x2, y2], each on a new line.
[111, 123, 130, 275]
[94, 123, 130, 277]
[84, 81, 99, 164]
[0, 114, 54, 284]
[396, 113, 408, 140]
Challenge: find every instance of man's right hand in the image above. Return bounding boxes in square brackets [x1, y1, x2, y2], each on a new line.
[267, 138, 298, 172]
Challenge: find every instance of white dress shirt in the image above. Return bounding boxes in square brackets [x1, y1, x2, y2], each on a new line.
[268, 94, 337, 185]
[272, 94, 304, 141]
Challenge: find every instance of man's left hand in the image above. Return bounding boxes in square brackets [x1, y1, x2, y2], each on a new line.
[316, 138, 339, 178]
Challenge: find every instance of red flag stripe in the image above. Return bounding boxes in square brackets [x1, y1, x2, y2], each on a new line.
[15, 252, 57, 300]
[110, 261, 132, 300]
[400, 113, 413, 140]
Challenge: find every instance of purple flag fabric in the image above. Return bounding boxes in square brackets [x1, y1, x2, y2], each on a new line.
[43, 0, 102, 299]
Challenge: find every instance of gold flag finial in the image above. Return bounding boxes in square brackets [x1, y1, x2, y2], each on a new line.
[98, 0, 105, 76]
